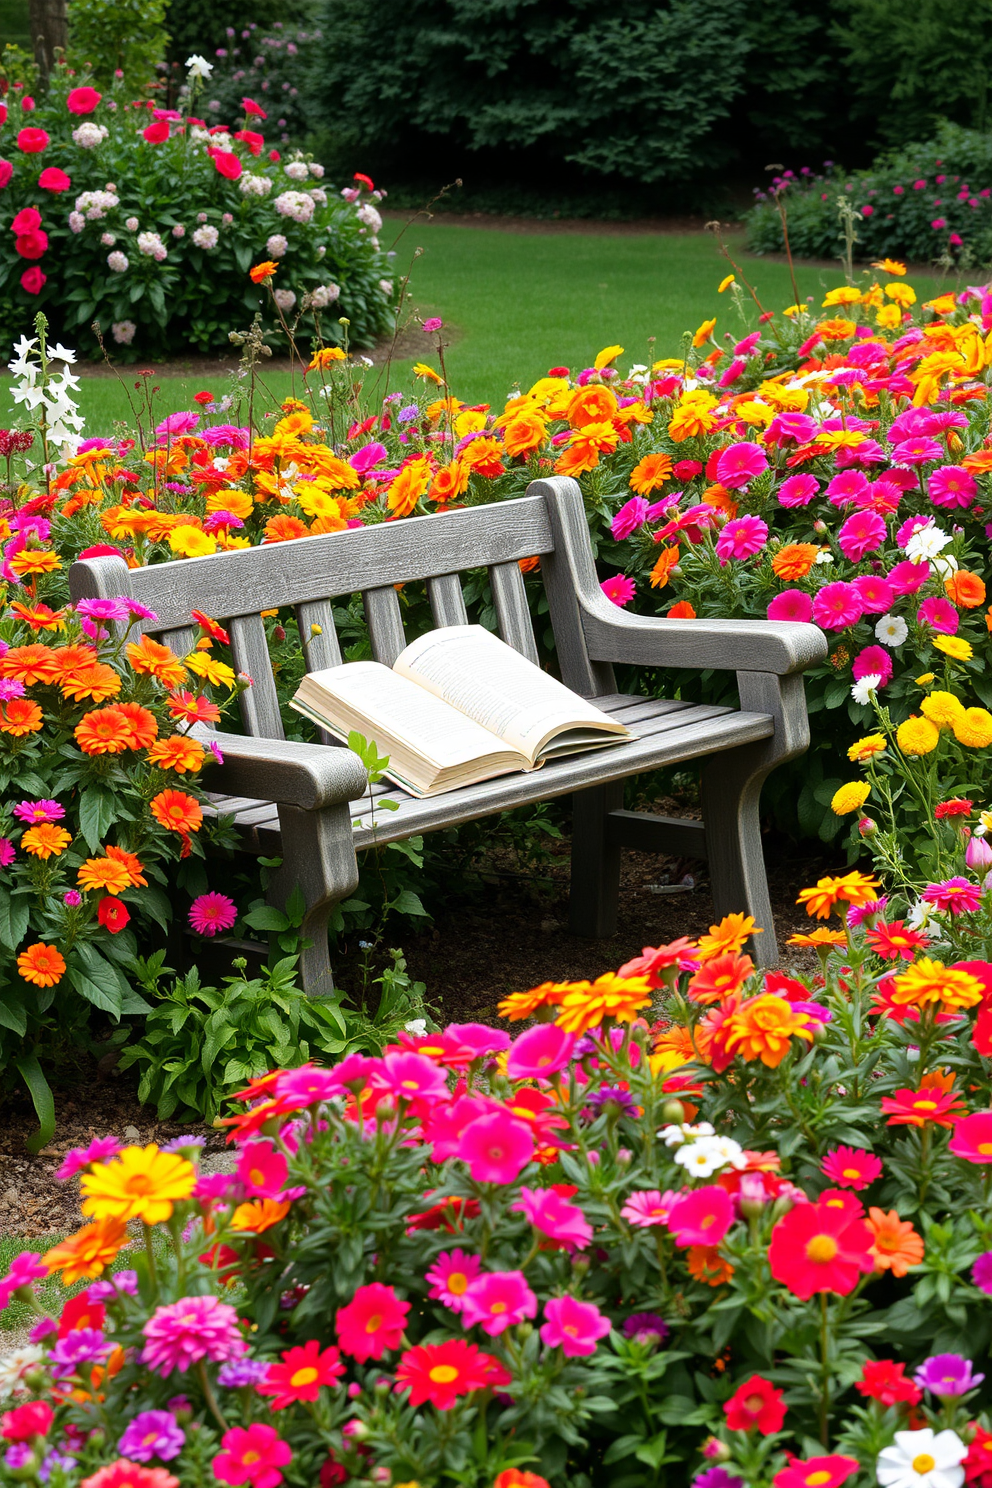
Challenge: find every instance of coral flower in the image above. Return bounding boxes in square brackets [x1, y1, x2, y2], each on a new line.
[554, 973, 653, 1034]
[75, 707, 134, 755]
[772, 1456, 858, 1488]
[696, 912, 760, 960]
[150, 790, 203, 835]
[867, 1208, 924, 1276]
[395, 1338, 509, 1409]
[540, 1294, 611, 1356]
[460, 1270, 537, 1335]
[230, 1198, 291, 1233]
[688, 952, 754, 1005]
[126, 636, 187, 688]
[864, 921, 930, 961]
[687, 1245, 734, 1285]
[60, 662, 121, 704]
[511, 1186, 592, 1250]
[426, 1249, 483, 1310]
[820, 1146, 883, 1190]
[723, 1374, 786, 1432]
[258, 1339, 345, 1409]
[948, 1111, 992, 1164]
[44, 1217, 130, 1284]
[0, 698, 44, 735]
[768, 1197, 874, 1299]
[16, 942, 65, 987]
[335, 1283, 410, 1361]
[855, 1359, 921, 1407]
[146, 735, 205, 773]
[80, 1463, 179, 1488]
[494, 1475, 551, 1488]
[212, 1424, 291, 1488]
[81, 1145, 196, 1225]
[667, 1185, 734, 1248]
[881, 1087, 965, 1128]
[249, 261, 279, 283]
[724, 994, 813, 1067]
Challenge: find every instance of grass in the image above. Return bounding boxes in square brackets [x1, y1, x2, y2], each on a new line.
[2, 225, 947, 429]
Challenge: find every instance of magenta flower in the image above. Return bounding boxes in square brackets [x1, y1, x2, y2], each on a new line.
[422, 1094, 497, 1161]
[460, 1270, 537, 1335]
[715, 442, 768, 490]
[425, 1249, 482, 1311]
[0, 680, 25, 702]
[733, 332, 761, 356]
[511, 1186, 593, 1250]
[852, 575, 895, 613]
[917, 596, 959, 635]
[56, 1135, 121, 1182]
[118, 1410, 185, 1462]
[141, 1295, 246, 1375]
[666, 1185, 734, 1248]
[601, 574, 636, 607]
[972, 1252, 992, 1294]
[0, 839, 14, 869]
[767, 590, 814, 623]
[188, 892, 237, 936]
[766, 413, 818, 447]
[349, 441, 387, 475]
[422, 317, 443, 333]
[237, 1141, 289, 1199]
[820, 1145, 883, 1190]
[458, 1112, 534, 1184]
[852, 645, 893, 686]
[914, 1353, 984, 1398]
[778, 473, 819, 506]
[931, 217, 947, 230]
[837, 509, 886, 561]
[718, 357, 746, 388]
[441, 1022, 511, 1061]
[891, 437, 943, 467]
[812, 581, 863, 630]
[826, 470, 870, 507]
[75, 597, 129, 624]
[621, 1189, 677, 1227]
[715, 515, 768, 564]
[12, 799, 64, 823]
[154, 410, 200, 441]
[378, 1051, 449, 1104]
[922, 878, 982, 915]
[213, 1423, 292, 1488]
[889, 558, 931, 595]
[929, 465, 976, 508]
[611, 495, 649, 540]
[506, 1023, 574, 1080]
[540, 1295, 611, 1356]
[0, 1251, 46, 1310]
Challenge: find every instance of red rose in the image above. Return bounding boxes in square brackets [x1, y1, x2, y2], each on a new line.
[210, 150, 242, 180]
[14, 230, 48, 260]
[11, 206, 42, 233]
[20, 95, 35, 112]
[20, 266, 46, 294]
[17, 128, 49, 153]
[143, 120, 169, 144]
[242, 96, 267, 118]
[66, 86, 101, 114]
[1, 1400, 53, 1442]
[38, 167, 71, 192]
[0, 160, 12, 189]
[233, 129, 263, 156]
[269, 149, 280, 161]
[97, 897, 130, 933]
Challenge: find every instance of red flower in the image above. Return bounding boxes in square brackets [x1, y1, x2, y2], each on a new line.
[406, 1195, 481, 1231]
[865, 920, 930, 961]
[59, 1288, 106, 1335]
[97, 897, 130, 934]
[12, 207, 41, 233]
[880, 1087, 965, 1128]
[395, 1338, 511, 1409]
[353, 172, 374, 190]
[15, 230, 47, 260]
[723, 1374, 786, 1432]
[233, 130, 264, 156]
[0, 161, 12, 188]
[257, 1339, 344, 1409]
[38, 167, 71, 191]
[768, 1197, 874, 1299]
[242, 97, 267, 119]
[1, 1400, 53, 1441]
[66, 86, 101, 114]
[935, 797, 973, 818]
[965, 1425, 992, 1488]
[193, 390, 215, 406]
[143, 121, 169, 144]
[20, 267, 46, 295]
[211, 150, 242, 181]
[319, 1460, 346, 1488]
[335, 1283, 409, 1362]
[17, 128, 49, 153]
[854, 1359, 921, 1408]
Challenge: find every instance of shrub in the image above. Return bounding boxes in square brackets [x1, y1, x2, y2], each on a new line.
[66, 0, 169, 93]
[200, 22, 319, 146]
[0, 60, 396, 359]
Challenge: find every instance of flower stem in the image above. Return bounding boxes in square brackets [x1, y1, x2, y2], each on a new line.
[819, 1291, 831, 1447]
[198, 1359, 229, 1433]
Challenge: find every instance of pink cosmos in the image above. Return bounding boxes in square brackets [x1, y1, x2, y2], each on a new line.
[458, 1112, 535, 1183]
[837, 509, 886, 561]
[511, 1186, 593, 1250]
[0, 1252, 46, 1311]
[335, 1283, 409, 1361]
[425, 1249, 482, 1311]
[141, 1296, 245, 1375]
[852, 575, 895, 613]
[611, 496, 649, 540]
[778, 474, 820, 506]
[715, 515, 768, 564]
[767, 590, 814, 623]
[852, 646, 893, 686]
[821, 1146, 883, 1191]
[540, 1295, 611, 1357]
[917, 596, 959, 635]
[715, 442, 768, 490]
[601, 575, 636, 607]
[213, 1423, 292, 1488]
[188, 892, 237, 936]
[666, 1185, 734, 1248]
[891, 437, 943, 467]
[237, 1142, 288, 1200]
[889, 558, 931, 595]
[378, 1051, 449, 1104]
[922, 878, 982, 914]
[506, 1024, 574, 1080]
[621, 1189, 678, 1227]
[826, 470, 870, 507]
[929, 465, 976, 508]
[460, 1270, 537, 1335]
[812, 581, 863, 630]
[56, 1135, 121, 1182]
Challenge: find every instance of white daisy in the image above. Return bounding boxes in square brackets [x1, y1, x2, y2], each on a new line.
[674, 1136, 741, 1176]
[851, 674, 882, 706]
[876, 1426, 966, 1488]
[0, 1347, 43, 1399]
[875, 613, 908, 646]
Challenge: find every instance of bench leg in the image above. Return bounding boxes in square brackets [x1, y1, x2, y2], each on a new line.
[269, 801, 360, 997]
[701, 745, 778, 968]
[569, 781, 624, 938]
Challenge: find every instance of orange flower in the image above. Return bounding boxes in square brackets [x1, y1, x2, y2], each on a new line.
[687, 1245, 734, 1286]
[429, 459, 471, 504]
[816, 318, 857, 341]
[126, 635, 188, 688]
[147, 734, 206, 773]
[0, 698, 44, 735]
[502, 413, 547, 458]
[60, 664, 122, 705]
[566, 384, 618, 428]
[115, 702, 158, 748]
[263, 514, 309, 543]
[630, 452, 673, 494]
[43, 1217, 129, 1285]
[150, 789, 203, 834]
[696, 912, 761, 961]
[494, 1471, 551, 1488]
[771, 543, 819, 581]
[9, 601, 65, 632]
[8, 548, 60, 576]
[250, 260, 279, 282]
[308, 346, 347, 368]
[723, 993, 814, 1067]
[387, 456, 433, 518]
[0, 644, 61, 685]
[497, 982, 568, 1020]
[866, 1208, 924, 1277]
[650, 1024, 697, 1074]
[702, 485, 738, 519]
[21, 824, 72, 859]
[945, 570, 986, 608]
[104, 845, 147, 887]
[230, 1198, 292, 1232]
[667, 600, 696, 618]
[554, 422, 619, 476]
[649, 544, 680, 590]
[554, 973, 653, 1035]
[52, 643, 99, 684]
[75, 707, 133, 755]
[78, 857, 133, 895]
[787, 928, 848, 949]
[687, 953, 754, 1005]
[796, 872, 880, 919]
[16, 942, 66, 987]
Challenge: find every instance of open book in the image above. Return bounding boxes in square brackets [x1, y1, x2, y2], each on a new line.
[290, 625, 629, 797]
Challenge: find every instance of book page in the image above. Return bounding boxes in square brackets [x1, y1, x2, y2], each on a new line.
[394, 626, 626, 763]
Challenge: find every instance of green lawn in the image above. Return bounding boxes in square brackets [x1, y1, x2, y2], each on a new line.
[3, 226, 948, 429]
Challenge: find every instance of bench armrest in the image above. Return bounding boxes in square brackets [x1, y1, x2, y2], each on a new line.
[580, 595, 828, 676]
[193, 727, 369, 810]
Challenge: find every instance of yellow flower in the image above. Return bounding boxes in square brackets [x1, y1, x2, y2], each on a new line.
[921, 690, 965, 729]
[822, 285, 862, 306]
[593, 344, 623, 370]
[308, 347, 347, 369]
[787, 928, 848, 949]
[896, 716, 940, 755]
[952, 707, 992, 748]
[782, 304, 802, 318]
[915, 672, 935, 686]
[924, 293, 958, 316]
[554, 973, 653, 1035]
[724, 994, 813, 1068]
[169, 527, 217, 558]
[872, 258, 907, 275]
[207, 488, 253, 520]
[890, 958, 984, 1010]
[831, 781, 871, 815]
[185, 652, 237, 688]
[885, 282, 917, 308]
[932, 634, 973, 662]
[80, 1145, 196, 1226]
[696, 912, 760, 961]
[816, 318, 856, 341]
[848, 734, 887, 762]
[718, 274, 735, 292]
[876, 305, 903, 330]
[412, 362, 443, 385]
[692, 318, 717, 347]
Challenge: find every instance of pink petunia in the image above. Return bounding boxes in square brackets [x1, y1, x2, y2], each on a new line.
[812, 581, 863, 630]
[460, 1270, 537, 1335]
[601, 575, 636, 607]
[458, 1112, 534, 1184]
[922, 878, 982, 915]
[335, 1284, 410, 1361]
[928, 465, 976, 508]
[767, 590, 814, 623]
[852, 645, 893, 686]
[715, 515, 768, 564]
[425, 1249, 482, 1311]
[540, 1295, 611, 1356]
[716, 442, 768, 490]
[511, 1186, 592, 1251]
[506, 1024, 574, 1080]
[611, 496, 649, 540]
[778, 473, 820, 507]
[666, 1185, 735, 1248]
[621, 1189, 678, 1227]
[837, 509, 886, 562]
[917, 596, 959, 635]
[377, 1051, 450, 1104]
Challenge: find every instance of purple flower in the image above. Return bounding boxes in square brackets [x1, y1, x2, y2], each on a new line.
[914, 1353, 985, 1397]
[49, 1327, 110, 1379]
[0, 679, 26, 701]
[396, 404, 420, 423]
[217, 1357, 270, 1388]
[30, 1318, 58, 1343]
[972, 1252, 992, 1294]
[693, 1472, 744, 1488]
[75, 597, 130, 624]
[5, 1444, 35, 1470]
[39, 1450, 75, 1482]
[88, 1270, 138, 1302]
[587, 1086, 639, 1117]
[623, 1312, 670, 1345]
[161, 1135, 205, 1155]
[63, 890, 82, 907]
[118, 1410, 185, 1462]
[12, 799, 65, 824]
[56, 1136, 122, 1182]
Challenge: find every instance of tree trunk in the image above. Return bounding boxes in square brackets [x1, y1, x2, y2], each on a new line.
[28, 0, 68, 79]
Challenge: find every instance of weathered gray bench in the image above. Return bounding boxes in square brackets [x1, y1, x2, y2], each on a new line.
[70, 476, 827, 994]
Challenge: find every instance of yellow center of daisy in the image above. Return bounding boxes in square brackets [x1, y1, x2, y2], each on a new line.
[448, 1273, 468, 1295]
[365, 1315, 382, 1332]
[980, 1143, 992, 1155]
[914, 1100, 937, 1111]
[701, 1214, 716, 1229]
[490, 1302, 507, 1314]
[807, 1474, 833, 1487]
[243, 1452, 260, 1466]
[806, 1235, 838, 1264]
[912, 1455, 936, 1474]
[842, 1168, 860, 1179]
[429, 1364, 460, 1384]
[291, 1366, 319, 1388]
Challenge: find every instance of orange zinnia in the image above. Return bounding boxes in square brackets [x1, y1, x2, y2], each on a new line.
[866, 1207, 924, 1277]
[150, 789, 203, 834]
[945, 570, 986, 608]
[554, 973, 653, 1035]
[566, 384, 618, 428]
[630, 452, 674, 495]
[667, 600, 697, 618]
[115, 702, 158, 748]
[16, 942, 66, 987]
[497, 982, 568, 1020]
[796, 871, 880, 919]
[263, 514, 309, 543]
[555, 422, 619, 477]
[696, 912, 761, 961]
[429, 459, 471, 503]
[77, 857, 133, 895]
[60, 663, 121, 704]
[723, 993, 813, 1068]
[21, 824, 72, 859]
[687, 1245, 734, 1286]
[75, 707, 133, 755]
[649, 544, 680, 590]
[787, 927, 848, 949]
[0, 643, 60, 685]
[43, 1217, 129, 1285]
[502, 413, 547, 458]
[104, 844, 147, 887]
[126, 635, 188, 688]
[8, 548, 60, 576]
[230, 1198, 292, 1232]
[771, 543, 819, 581]
[387, 456, 433, 518]
[688, 953, 755, 1005]
[52, 643, 99, 683]
[146, 734, 206, 773]
[0, 698, 44, 735]
[250, 260, 278, 282]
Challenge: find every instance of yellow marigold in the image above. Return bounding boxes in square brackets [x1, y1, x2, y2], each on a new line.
[723, 993, 813, 1068]
[554, 973, 653, 1035]
[916, 672, 935, 686]
[848, 734, 887, 763]
[831, 781, 871, 816]
[876, 304, 903, 331]
[952, 706, 992, 748]
[497, 983, 568, 1021]
[822, 285, 862, 306]
[921, 690, 965, 729]
[44, 1217, 130, 1285]
[896, 716, 940, 755]
[412, 362, 443, 385]
[308, 347, 347, 369]
[924, 292, 958, 315]
[80, 1144, 197, 1226]
[9, 549, 60, 577]
[21, 824, 72, 859]
[886, 282, 917, 308]
[77, 858, 133, 895]
[696, 913, 760, 962]
[185, 652, 236, 688]
[797, 871, 880, 919]
[873, 259, 907, 275]
[718, 274, 735, 292]
[593, 343, 623, 370]
[649, 1025, 696, 1075]
[692, 318, 716, 347]
[771, 543, 819, 581]
[816, 318, 857, 341]
[206, 488, 253, 520]
[890, 957, 984, 1010]
[787, 928, 847, 948]
[932, 634, 973, 662]
[169, 527, 217, 558]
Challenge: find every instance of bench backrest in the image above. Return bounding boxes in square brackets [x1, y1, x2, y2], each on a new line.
[69, 479, 608, 741]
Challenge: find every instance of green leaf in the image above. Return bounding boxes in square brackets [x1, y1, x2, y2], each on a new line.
[66, 947, 124, 1018]
[0, 995, 27, 1037]
[244, 905, 291, 932]
[391, 888, 428, 917]
[16, 1053, 55, 1156]
[0, 890, 29, 952]
[78, 786, 119, 853]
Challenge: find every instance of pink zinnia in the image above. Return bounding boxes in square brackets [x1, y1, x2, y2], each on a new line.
[460, 1270, 537, 1335]
[0, 839, 14, 869]
[511, 1186, 593, 1250]
[422, 1094, 499, 1162]
[852, 575, 895, 613]
[928, 465, 976, 508]
[821, 1146, 883, 1191]
[335, 1283, 409, 1361]
[377, 1051, 449, 1104]
[425, 1249, 482, 1311]
[237, 1142, 288, 1200]
[601, 574, 636, 607]
[716, 442, 768, 490]
[922, 878, 982, 915]
[852, 645, 893, 687]
[778, 473, 820, 507]
[889, 558, 930, 595]
[826, 470, 870, 507]
[12, 799, 64, 823]
[0, 1252, 46, 1311]
[188, 892, 237, 936]
[666, 1184, 734, 1248]
[611, 496, 649, 540]
[56, 1135, 122, 1182]
[506, 1024, 574, 1080]
[715, 515, 768, 564]
[948, 1111, 992, 1164]
[621, 1189, 677, 1227]
[837, 509, 886, 562]
[891, 437, 943, 467]
[141, 1296, 245, 1375]
[213, 1423, 292, 1488]
[767, 590, 814, 623]
[812, 581, 863, 630]
[540, 1295, 611, 1357]
[917, 596, 959, 635]
[458, 1112, 534, 1184]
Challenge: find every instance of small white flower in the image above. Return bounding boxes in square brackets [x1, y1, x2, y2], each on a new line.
[239, 173, 272, 198]
[660, 1121, 714, 1148]
[308, 282, 339, 308]
[875, 613, 908, 646]
[171, 223, 185, 238]
[309, 162, 325, 179]
[851, 674, 881, 706]
[284, 160, 309, 180]
[112, 320, 136, 345]
[357, 202, 382, 233]
[813, 550, 834, 566]
[379, 279, 393, 297]
[100, 231, 116, 246]
[906, 899, 933, 931]
[674, 1137, 740, 1177]
[266, 233, 288, 257]
[0, 1347, 43, 1399]
[125, 216, 139, 232]
[68, 211, 85, 234]
[905, 522, 952, 563]
[404, 1018, 428, 1036]
[72, 122, 107, 148]
[212, 456, 230, 472]
[274, 190, 315, 223]
[192, 225, 219, 250]
[186, 53, 214, 79]
[930, 552, 958, 579]
[107, 251, 129, 273]
[876, 1426, 966, 1488]
[137, 231, 166, 258]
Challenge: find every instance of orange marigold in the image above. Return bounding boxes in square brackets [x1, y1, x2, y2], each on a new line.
[497, 982, 568, 1020]
[771, 543, 819, 581]
[16, 942, 66, 987]
[0, 698, 44, 735]
[866, 1207, 924, 1277]
[230, 1198, 292, 1233]
[52, 643, 99, 684]
[630, 452, 674, 495]
[21, 824, 72, 859]
[687, 953, 754, 1005]
[502, 413, 547, 458]
[263, 514, 309, 543]
[8, 548, 60, 576]
[126, 635, 188, 688]
[387, 456, 433, 518]
[723, 993, 814, 1067]
[687, 1245, 734, 1286]
[60, 664, 122, 705]
[43, 1217, 129, 1285]
[0, 644, 60, 685]
[249, 260, 278, 283]
[566, 384, 618, 428]
[429, 459, 471, 504]
[75, 707, 132, 755]
[150, 790, 203, 834]
[77, 858, 133, 895]
[797, 871, 881, 919]
[555, 973, 653, 1035]
[146, 735, 206, 773]
[787, 927, 848, 949]
[104, 845, 147, 887]
[114, 702, 158, 749]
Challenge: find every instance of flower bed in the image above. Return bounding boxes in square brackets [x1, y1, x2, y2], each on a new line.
[1, 892, 991, 1486]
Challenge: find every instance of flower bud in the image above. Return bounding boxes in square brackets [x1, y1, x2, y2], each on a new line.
[571, 1255, 591, 1277]
[371, 1468, 391, 1483]
[966, 835, 992, 871]
[813, 519, 828, 534]
[857, 817, 876, 838]
[738, 1171, 766, 1218]
[516, 1321, 534, 1340]
[617, 1147, 633, 1166]
[770, 1193, 797, 1222]
[701, 1437, 732, 1463]
[661, 1099, 686, 1124]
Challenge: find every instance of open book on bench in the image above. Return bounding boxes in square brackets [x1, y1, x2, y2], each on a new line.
[290, 624, 630, 797]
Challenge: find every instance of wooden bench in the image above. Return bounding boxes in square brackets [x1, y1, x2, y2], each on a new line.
[69, 475, 828, 994]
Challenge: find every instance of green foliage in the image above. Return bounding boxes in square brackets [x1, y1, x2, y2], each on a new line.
[163, 0, 305, 69]
[196, 20, 319, 145]
[67, 0, 169, 91]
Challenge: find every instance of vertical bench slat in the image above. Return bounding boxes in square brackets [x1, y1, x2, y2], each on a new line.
[161, 626, 197, 662]
[489, 562, 540, 664]
[362, 586, 406, 666]
[228, 615, 285, 740]
[296, 600, 343, 672]
[427, 573, 468, 629]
